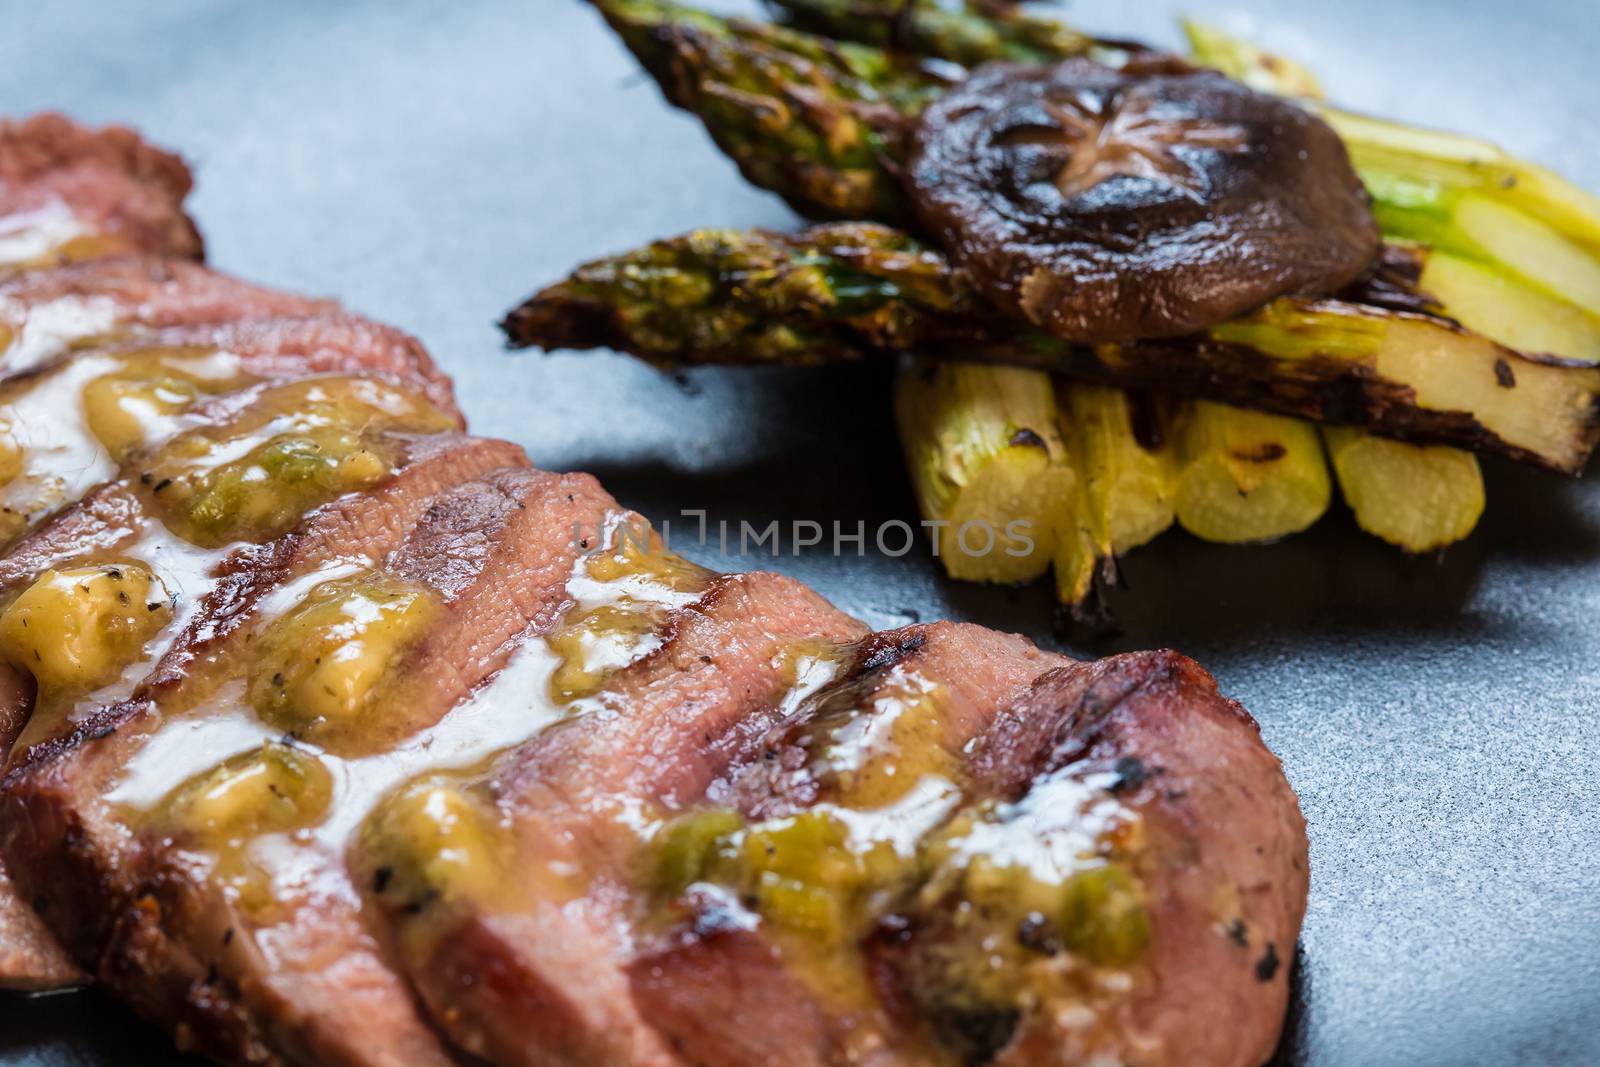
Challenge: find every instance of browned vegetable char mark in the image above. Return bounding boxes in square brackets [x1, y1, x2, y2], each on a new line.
[0, 114, 202, 265]
[963, 651, 1309, 1067]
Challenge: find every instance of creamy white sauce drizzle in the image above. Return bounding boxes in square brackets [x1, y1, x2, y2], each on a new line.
[936, 769, 1128, 882]
[0, 294, 121, 376]
[0, 347, 245, 527]
[313, 636, 566, 850]
[0, 202, 87, 266]
[820, 665, 941, 777]
[830, 774, 965, 858]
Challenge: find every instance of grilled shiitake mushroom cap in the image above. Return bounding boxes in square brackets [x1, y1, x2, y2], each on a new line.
[907, 57, 1381, 342]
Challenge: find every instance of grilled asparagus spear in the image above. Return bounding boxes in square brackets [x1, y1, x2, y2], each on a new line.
[590, 0, 941, 222]
[762, 0, 1102, 67]
[506, 224, 1600, 474]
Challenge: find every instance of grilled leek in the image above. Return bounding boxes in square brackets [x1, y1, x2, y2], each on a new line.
[1184, 21, 1489, 551]
[1174, 403, 1331, 544]
[892, 362, 1070, 583]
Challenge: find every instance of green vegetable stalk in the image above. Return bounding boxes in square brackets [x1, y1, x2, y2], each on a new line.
[590, 0, 943, 222]
[506, 223, 1600, 474]
[763, 0, 1103, 67]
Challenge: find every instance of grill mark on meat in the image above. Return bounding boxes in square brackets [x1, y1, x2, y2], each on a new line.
[368, 569, 867, 1067]
[714, 622, 1066, 820]
[0, 481, 145, 594]
[0, 114, 202, 264]
[142, 434, 527, 700]
[968, 651, 1308, 1067]
[344, 466, 618, 752]
[507, 572, 869, 816]
[632, 622, 1069, 1067]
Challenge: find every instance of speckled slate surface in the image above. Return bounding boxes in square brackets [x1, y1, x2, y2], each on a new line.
[1, 1, 1597, 1065]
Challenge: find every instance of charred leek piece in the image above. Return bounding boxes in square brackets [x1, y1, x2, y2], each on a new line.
[1420, 250, 1600, 363]
[1174, 402, 1331, 544]
[763, 0, 1099, 67]
[589, 0, 941, 222]
[1056, 385, 1178, 556]
[1321, 427, 1483, 552]
[508, 225, 1600, 473]
[893, 362, 1070, 584]
[1185, 22, 1490, 551]
[1050, 385, 1180, 622]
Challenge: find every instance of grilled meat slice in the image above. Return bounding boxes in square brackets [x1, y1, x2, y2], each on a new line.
[962, 651, 1308, 1067]
[0, 445, 595, 1066]
[630, 649, 1306, 1067]
[0, 114, 201, 269]
[357, 562, 869, 1067]
[0, 256, 337, 376]
[631, 621, 1070, 1066]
